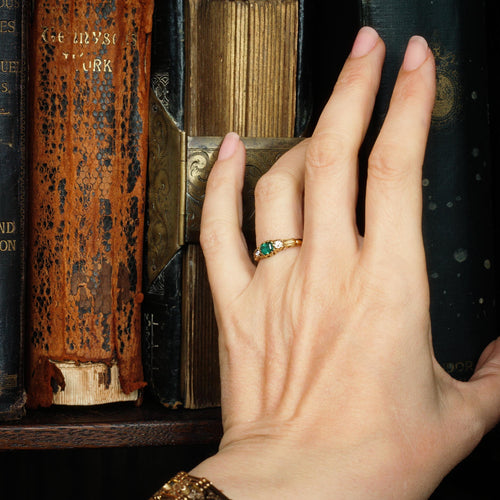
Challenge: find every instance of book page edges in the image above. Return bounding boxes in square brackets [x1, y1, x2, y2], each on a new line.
[50, 361, 138, 405]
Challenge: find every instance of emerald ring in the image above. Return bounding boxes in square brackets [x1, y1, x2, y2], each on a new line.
[253, 238, 302, 262]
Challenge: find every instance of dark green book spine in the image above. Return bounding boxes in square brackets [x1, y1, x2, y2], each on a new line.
[359, 0, 496, 380]
[0, 0, 26, 420]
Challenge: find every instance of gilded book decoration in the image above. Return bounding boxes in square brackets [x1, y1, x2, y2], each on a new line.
[143, 0, 307, 409]
[27, 0, 153, 408]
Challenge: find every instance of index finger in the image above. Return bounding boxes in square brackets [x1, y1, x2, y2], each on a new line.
[200, 133, 255, 306]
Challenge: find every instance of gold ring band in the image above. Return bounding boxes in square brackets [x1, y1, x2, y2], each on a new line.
[253, 238, 302, 261]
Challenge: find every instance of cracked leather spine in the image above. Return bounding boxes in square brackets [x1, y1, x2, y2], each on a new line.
[26, 0, 154, 408]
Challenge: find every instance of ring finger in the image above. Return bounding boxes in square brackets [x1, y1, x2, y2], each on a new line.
[253, 140, 308, 264]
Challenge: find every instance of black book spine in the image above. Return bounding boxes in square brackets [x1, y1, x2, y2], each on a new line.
[358, 0, 496, 380]
[142, 0, 185, 407]
[0, 0, 26, 420]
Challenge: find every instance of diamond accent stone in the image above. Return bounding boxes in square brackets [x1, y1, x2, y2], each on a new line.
[274, 240, 284, 249]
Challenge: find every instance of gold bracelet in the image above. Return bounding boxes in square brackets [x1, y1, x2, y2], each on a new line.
[150, 471, 231, 500]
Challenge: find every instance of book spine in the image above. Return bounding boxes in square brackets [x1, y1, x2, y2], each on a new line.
[27, 0, 154, 408]
[142, 0, 185, 408]
[0, 0, 27, 421]
[486, 1, 500, 346]
[358, 0, 496, 380]
[144, 0, 309, 409]
[150, 0, 185, 129]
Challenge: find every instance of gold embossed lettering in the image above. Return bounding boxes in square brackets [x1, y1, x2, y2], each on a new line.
[128, 32, 137, 46]
[0, 60, 19, 73]
[1, 82, 8, 93]
[0, 221, 16, 233]
[102, 59, 112, 72]
[41, 27, 64, 43]
[0, 0, 20, 8]
[444, 360, 474, 375]
[0, 239, 16, 252]
[73, 31, 91, 44]
[0, 371, 18, 390]
[82, 58, 112, 73]
[0, 19, 15, 32]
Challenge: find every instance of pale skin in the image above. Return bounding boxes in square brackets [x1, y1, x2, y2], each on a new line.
[191, 27, 500, 499]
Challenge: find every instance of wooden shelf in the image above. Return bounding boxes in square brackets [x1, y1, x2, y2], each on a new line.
[0, 401, 222, 450]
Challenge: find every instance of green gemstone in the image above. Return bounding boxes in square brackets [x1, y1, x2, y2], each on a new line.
[260, 241, 274, 256]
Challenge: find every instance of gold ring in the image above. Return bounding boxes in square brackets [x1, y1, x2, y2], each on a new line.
[253, 238, 302, 261]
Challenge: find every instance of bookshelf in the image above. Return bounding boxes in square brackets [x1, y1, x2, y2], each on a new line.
[1, 3, 500, 500]
[0, 0, 346, 459]
[0, 402, 222, 450]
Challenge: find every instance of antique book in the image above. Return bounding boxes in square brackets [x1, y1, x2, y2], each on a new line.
[358, 0, 496, 380]
[27, 0, 154, 408]
[0, 0, 27, 420]
[143, 0, 310, 408]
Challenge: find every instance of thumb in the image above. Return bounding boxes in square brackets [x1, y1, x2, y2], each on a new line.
[465, 338, 500, 434]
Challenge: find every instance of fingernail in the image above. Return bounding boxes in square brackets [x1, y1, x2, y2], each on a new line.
[218, 132, 240, 161]
[403, 36, 429, 71]
[350, 26, 379, 58]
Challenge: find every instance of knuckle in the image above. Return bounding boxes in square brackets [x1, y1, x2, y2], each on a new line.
[254, 171, 294, 204]
[368, 146, 409, 184]
[392, 74, 426, 107]
[462, 401, 486, 446]
[358, 261, 409, 306]
[206, 167, 234, 193]
[306, 131, 351, 171]
[200, 219, 232, 255]
[336, 61, 373, 95]
[271, 138, 310, 169]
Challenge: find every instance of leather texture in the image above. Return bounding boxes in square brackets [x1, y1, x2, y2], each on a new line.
[27, 0, 154, 407]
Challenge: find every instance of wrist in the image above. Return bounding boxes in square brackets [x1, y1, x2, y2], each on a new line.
[190, 438, 302, 499]
[189, 432, 440, 500]
[191, 435, 355, 500]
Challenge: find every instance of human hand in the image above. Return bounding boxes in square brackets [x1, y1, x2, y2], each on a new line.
[192, 26, 500, 499]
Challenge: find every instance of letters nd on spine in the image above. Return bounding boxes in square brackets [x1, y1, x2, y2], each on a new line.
[27, 0, 154, 408]
[358, 0, 496, 380]
[0, 0, 27, 421]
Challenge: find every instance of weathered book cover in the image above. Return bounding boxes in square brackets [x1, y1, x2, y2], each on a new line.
[27, 0, 154, 408]
[358, 0, 496, 380]
[143, 0, 310, 408]
[0, 0, 27, 420]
